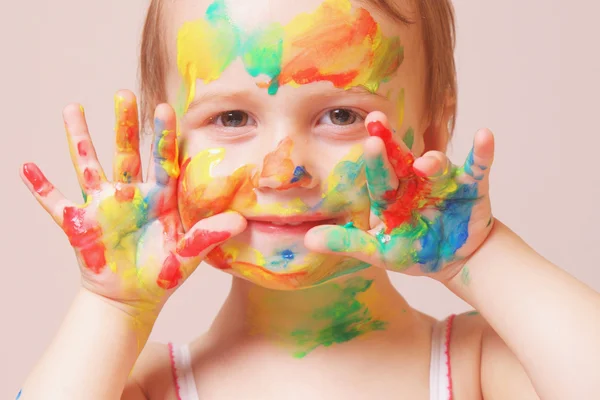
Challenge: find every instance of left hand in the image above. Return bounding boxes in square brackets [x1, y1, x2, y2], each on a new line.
[305, 111, 495, 282]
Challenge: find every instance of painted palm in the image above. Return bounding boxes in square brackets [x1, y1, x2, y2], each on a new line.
[21, 92, 244, 312]
[306, 113, 495, 280]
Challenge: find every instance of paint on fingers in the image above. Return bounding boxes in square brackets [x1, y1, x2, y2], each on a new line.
[366, 121, 414, 178]
[115, 95, 141, 183]
[177, 229, 231, 258]
[23, 163, 54, 197]
[153, 118, 180, 183]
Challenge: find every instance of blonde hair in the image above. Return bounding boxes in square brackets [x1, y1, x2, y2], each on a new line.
[139, 0, 457, 132]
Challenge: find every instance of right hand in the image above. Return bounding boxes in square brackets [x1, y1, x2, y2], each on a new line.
[20, 90, 246, 318]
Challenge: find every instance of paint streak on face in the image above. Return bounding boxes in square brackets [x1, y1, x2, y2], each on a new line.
[177, 143, 371, 288]
[177, 0, 403, 110]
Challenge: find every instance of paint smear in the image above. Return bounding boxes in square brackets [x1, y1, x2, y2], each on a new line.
[320, 121, 479, 273]
[177, 0, 403, 110]
[114, 94, 141, 183]
[178, 144, 370, 288]
[23, 163, 54, 197]
[291, 277, 386, 357]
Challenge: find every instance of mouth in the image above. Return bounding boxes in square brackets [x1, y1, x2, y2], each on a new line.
[247, 215, 339, 234]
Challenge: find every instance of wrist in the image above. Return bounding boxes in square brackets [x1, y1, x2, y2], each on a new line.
[76, 287, 159, 336]
[443, 218, 512, 288]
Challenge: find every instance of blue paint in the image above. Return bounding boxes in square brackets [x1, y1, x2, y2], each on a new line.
[16, 389, 22, 399]
[290, 166, 311, 183]
[464, 148, 484, 181]
[281, 249, 295, 260]
[416, 183, 478, 272]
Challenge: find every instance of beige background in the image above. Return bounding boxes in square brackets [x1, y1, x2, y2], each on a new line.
[1, 0, 599, 395]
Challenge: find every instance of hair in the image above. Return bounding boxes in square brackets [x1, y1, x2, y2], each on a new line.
[139, 0, 457, 133]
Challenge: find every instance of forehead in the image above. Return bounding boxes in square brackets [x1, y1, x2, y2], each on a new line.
[165, 0, 419, 62]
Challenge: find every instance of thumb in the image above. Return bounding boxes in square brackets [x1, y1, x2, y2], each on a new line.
[177, 211, 247, 259]
[156, 212, 246, 290]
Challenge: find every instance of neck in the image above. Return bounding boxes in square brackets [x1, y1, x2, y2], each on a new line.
[210, 267, 415, 358]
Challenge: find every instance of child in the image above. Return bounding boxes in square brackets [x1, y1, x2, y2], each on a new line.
[18, 0, 600, 399]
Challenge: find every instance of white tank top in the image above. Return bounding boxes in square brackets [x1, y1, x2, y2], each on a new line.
[169, 315, 455, 400]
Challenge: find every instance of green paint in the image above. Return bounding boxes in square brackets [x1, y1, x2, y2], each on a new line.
[82, 189, 88, 203]
[291, 277, 387, 358]
[403, 127, 414, 149]
[461, 266, 471, 286]
[467, 310, 480, 316]
[486, 217, 493, 227]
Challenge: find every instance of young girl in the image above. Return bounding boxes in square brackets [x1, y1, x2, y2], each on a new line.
[18, 0, 600, 399]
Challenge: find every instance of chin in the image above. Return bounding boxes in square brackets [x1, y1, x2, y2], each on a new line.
[204, 241, 370, 290]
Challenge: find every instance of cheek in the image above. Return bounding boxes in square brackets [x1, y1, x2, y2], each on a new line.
[177, 146, 258, 229]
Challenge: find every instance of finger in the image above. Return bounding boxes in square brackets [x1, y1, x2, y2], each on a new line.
[148, 104, 179, 186]
[462, 128, 495, 182]
[64, 104, 107, 195]
[156, 211, 247, 290]
[364, 136, 399, 207]
[413, 151, 452, 181]
[365, 111, 415, 179]
[304, 223, 383, 267]
[20, 163, 73, 225]
[113, 91, 142, 183]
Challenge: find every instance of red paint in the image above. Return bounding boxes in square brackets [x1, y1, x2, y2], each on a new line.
[158, 130, 177, 163]
[83, 168, 102, 191]
[77, 140, 92, 157]
[206, 246, 233, 270]
[23, 163, 54, 197]
[157, 252, 183, 289]
[366, 121, 415, 178]
[366, 121, 434, 232]
[177, 230, 230, 258]
[62, 206, 106, 273]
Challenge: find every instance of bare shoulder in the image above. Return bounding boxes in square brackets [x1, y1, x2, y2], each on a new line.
[449, 311, 539, 400]
[446, 311, 488, 400]
[122, 342, 178, 400]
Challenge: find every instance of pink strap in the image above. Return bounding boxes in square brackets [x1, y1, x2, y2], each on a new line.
[445, 314, 456, 399]
[168, 343, 183, 400]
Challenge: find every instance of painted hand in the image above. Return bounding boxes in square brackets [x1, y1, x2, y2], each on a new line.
[20, 91, 246, 314]
[305, 112, 495, 282]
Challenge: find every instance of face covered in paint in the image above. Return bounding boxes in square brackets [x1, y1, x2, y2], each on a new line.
[164, 0, 431, 290]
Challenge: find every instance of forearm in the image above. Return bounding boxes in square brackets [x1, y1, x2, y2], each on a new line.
[445, 219, 600, 400]
[21, 288, 156, 400]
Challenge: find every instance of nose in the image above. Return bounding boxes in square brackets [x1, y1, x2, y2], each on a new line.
[257, 137, 319, 190]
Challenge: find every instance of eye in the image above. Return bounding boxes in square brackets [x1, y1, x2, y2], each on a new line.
[318, 108, 363, 126]
[211, 110, 256, 127]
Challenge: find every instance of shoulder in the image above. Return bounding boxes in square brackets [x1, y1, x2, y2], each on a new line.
[448, 311, 539, 400]
[123, 342, 179, 400]
[445, 311, 488, 400]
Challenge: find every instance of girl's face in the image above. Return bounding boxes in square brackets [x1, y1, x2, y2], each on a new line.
[165, 0, 430, 290]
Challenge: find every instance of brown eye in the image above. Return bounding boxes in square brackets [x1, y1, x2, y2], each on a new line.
[320, 109, 360, 126]
[215, 110, 252, 127]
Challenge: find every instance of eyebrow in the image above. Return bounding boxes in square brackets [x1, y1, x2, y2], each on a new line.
[185, 84, 389, 113]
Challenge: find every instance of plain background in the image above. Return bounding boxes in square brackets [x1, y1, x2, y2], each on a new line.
[1, 0, 599, 395]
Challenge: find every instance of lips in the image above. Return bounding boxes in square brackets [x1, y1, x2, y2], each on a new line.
[247, 216, 338, 234]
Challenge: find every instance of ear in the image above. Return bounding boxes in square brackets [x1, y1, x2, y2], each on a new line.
[422, 94, 456, 154]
